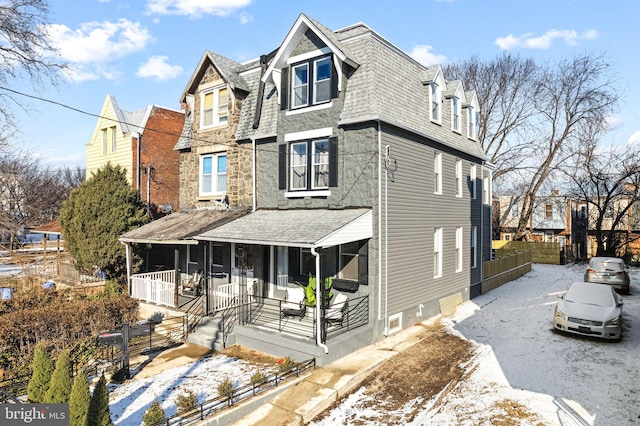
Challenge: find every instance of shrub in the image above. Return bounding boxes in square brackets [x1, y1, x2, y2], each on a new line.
[110, 367, 128, 384]
[217, 376, 234, 400]
[44, 349, 73, 403]
[27, 343, 54, 402]
[69, 371, 90, 426]
[250, 369, 267, 387]
[142, 399, 165, 426]
[87, 374, 112, 426]
[277, 356, 295, 372]
[176, 389, 198, 413]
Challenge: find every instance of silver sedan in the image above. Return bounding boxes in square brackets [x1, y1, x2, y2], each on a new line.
[553, 281, 623, 340]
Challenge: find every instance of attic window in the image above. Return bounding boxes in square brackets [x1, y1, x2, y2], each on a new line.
[430, 83, 441, 123]
[201, 86, 228, 129]
[288, 55, 333, 110]
[451, 97, 461, 133]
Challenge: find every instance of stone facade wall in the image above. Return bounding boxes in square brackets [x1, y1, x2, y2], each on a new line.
[179, 63, 253, 209]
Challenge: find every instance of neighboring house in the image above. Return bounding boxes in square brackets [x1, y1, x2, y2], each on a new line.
[86, 95, 185, 217]
[121, 14, 492, 365]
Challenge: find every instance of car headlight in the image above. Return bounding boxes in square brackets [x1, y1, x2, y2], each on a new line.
[554, 307, 566, 321]
[607, 316, 620, 326]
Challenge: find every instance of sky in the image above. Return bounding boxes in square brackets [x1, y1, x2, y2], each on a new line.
[102, 262, 639, 425]
[8, 0, 640, 168]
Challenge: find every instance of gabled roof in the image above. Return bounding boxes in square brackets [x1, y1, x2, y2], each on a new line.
[443, 80, 466, 102]
[262, 13, 359, 85]
[180, 50, 251, 103]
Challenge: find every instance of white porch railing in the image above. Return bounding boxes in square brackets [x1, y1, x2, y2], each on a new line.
[131, 270, 176, 308]
[209, 282, 256, 312]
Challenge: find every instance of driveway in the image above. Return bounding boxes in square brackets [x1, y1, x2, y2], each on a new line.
[446, 262, 640, 425]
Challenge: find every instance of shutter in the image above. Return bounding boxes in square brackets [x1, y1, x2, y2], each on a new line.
[331, 60, 339, 99]
[280, 67, 289, 111]
[329, 137, 338, 187]
[358, 241, 368, 284]
[278, 144, 287, 190]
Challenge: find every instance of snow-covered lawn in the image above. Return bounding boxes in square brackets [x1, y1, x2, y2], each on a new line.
[107, 263, 640, 425]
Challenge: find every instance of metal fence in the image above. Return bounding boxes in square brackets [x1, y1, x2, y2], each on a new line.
[150, 358, 316, 426]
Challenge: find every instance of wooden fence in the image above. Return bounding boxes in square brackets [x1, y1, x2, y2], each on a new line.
[482, 250, 532, 294]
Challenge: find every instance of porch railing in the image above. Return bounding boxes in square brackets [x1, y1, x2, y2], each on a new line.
[131, 270, 176, 308]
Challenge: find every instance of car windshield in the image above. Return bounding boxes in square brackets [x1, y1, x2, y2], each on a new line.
[590, 258, 624, 272]
[564, 283, 615, 307]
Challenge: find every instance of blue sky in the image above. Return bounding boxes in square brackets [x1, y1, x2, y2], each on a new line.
[9, 0, 640, 168]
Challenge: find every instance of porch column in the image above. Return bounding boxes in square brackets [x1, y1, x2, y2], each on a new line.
[174, 248, 180, 308]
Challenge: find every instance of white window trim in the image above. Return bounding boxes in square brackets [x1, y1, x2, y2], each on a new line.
[483, 176, 490, 205]
[200, 85, 228, 129]
[291, 62, 309, 109]
[111, 127, 117, 152]
[434, 152, 442, 195]
[289, 141, 307, 191]
[101, 129, 107, 155]
[311, 139, 330, 190]
[285, 190, 331, 198]
[199, 153, 227, 197]
[455, 226, 463, 272]
[470, 165, 477, 199]
[430, 83, 441, 124]
[467, 106, 476, 140]
[455, 160, 462, 197]
[451, 96, 461, 133]
[471, 226, 478, 269]
[285, 102, 332, 116]
[313, 57, 332, 105]
[387, 312, 403, 335]
[434, 227, 443, 278]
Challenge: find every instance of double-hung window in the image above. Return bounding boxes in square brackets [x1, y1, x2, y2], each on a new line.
[483, 176, 490, 205]
[467, 106, 476, 139]
[111, 127, 117, 152]
[201, 86, 228, 128]
[455, 226, 463, 272]
[545, 203, 553, 219]
[470, 165, 477, 199]
[430, 83, 441, 123]
[434, 227, 443, 278]
[452, 97, 460, 132]
[286, 138, 333, 192]
[434, 152, 442, 194]
[291, 56, 332, 109]
[455, 160, 462, 197]
[101, 129, 107, 155]
[339, 241, 360, 281]
[200, 153, 227, 196]
[471, 226, 477, 268]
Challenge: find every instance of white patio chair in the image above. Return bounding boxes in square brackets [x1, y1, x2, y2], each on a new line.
[325, 292, 348, 325]
[281, 286, 306, 318]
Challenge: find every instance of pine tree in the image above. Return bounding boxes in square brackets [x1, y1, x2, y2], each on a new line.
[27, 343, 54, 403]
[44, 349, 73, 403]
[69, 371, 90, 426]
[59, 163, 148, 280]
[87, 374, 113, 426]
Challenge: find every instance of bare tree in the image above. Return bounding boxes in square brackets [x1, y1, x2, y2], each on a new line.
[448, 53, 619, 240]
[0, 152, 83, 248]
[565, 140, 640, 257]
[0, 0, 66, 150]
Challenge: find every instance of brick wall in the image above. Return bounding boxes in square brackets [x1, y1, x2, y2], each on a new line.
[132, 106, 185, 216]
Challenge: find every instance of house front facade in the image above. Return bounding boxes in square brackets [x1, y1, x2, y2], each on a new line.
[122, 14, 492, 364]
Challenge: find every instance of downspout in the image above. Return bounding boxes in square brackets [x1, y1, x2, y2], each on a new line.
[312, 247, 329, 354]
[252, 138, 257, 212]
[147, 164, 152, 219]
[134, 133, 141, 190]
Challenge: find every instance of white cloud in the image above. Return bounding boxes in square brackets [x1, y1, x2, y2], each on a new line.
[146, 0, 252, 18]
[239, 12, 253, 25]
[627, 130, 640, 146]
[45, 19, 153, 82]
[409, 45, 447, 67]
[137, 55, 183, 80]
[495, 29, 599, 50]
[605, 114, 623, 130]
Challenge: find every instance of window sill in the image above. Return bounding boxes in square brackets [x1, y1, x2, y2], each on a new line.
[286, 102, 332, 116]
[285, 190, 331, 198]
[199, 123, 228, 131]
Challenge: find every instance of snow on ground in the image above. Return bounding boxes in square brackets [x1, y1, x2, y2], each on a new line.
[106, 263, 640, 425]
[315, 263, 640, 426]
[108, 354, 278, 425]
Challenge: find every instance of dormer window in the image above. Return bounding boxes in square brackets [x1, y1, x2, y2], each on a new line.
[291, 56, 332, 109]
[430, 83, 441, 123]
[467, 106, 476, 139]
[201, 86, 228, 129]
[452, 96, 461, 132]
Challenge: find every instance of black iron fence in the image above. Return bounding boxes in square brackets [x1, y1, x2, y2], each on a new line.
[149, 358, 316, 426]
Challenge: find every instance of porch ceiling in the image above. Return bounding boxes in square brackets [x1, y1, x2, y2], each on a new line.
[119, 207, 252, 245]
[196, 208, 372, 248]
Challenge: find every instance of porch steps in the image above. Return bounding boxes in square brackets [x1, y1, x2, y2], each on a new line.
[187, 315, 234, 351]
